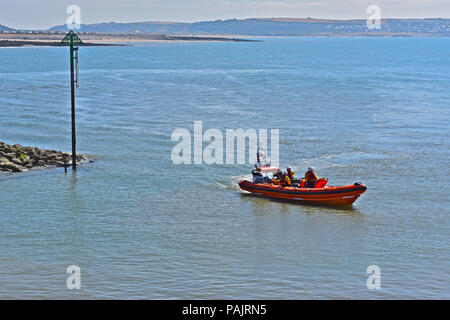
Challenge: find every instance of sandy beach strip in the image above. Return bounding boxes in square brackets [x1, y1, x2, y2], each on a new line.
[0, 32, 259, 46]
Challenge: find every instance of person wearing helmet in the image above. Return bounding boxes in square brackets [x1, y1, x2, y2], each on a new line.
[304, 167, 318, 188]
[286, 167, 295, 181]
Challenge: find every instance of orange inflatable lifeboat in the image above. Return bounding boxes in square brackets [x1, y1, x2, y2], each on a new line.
[239, 166, 367, 206]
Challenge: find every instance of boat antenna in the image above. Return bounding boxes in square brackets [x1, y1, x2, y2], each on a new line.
[257, 140, 267, 168]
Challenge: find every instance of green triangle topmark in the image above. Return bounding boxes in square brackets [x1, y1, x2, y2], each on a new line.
[60, 30, 83, 45]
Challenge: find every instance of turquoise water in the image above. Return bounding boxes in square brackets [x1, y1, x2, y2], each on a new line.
[0, 38, 449, 299]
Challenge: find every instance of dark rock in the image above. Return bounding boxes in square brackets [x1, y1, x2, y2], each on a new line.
[0, 141, 90, 172]
[3, 161, 23, 172]
[4, 153, 15, 160]
[10, 157, 23, 166]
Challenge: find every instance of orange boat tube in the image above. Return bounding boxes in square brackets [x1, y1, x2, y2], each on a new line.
[239, 180, 367, 206]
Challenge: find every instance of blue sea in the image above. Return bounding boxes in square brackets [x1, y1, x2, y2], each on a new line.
[0, 38, 449, 299]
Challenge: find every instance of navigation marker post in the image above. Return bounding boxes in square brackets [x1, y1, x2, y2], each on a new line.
[60, 30, 83, 170]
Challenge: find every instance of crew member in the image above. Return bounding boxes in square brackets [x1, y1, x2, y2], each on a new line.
[271, 170, 283, 185]
[281, 173, 291, 186]
[305, 167, 318, 188]
[286, 167, 295, 181]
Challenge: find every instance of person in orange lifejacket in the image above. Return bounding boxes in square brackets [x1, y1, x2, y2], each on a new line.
[280, 173, 291, 186]
[271, 170, 283, 185]
[305, 167, 318, 188]
[286, 167, 295, 181]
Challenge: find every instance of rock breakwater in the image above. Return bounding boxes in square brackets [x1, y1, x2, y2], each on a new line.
[0, 141, 87, 172]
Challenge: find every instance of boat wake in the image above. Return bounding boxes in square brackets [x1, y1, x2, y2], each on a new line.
[215, 174, 252, 192]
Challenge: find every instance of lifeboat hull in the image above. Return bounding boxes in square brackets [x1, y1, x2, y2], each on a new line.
[238, 180, 367, 206]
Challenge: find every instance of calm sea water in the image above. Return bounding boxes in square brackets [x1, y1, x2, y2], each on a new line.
[0, 38, 449, 299]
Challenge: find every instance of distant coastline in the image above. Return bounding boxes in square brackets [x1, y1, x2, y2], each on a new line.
[0, 18, 450, 47]
[2, 18, 450, 40]
[0, 32, 260, 47]
[0, 39, 123, 47]
[3, 17, 449, 38]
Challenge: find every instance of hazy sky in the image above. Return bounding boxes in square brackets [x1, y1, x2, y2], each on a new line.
[2, 0, 450, 29]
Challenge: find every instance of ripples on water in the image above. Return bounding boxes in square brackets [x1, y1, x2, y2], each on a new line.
[0, 38, 449, 299]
